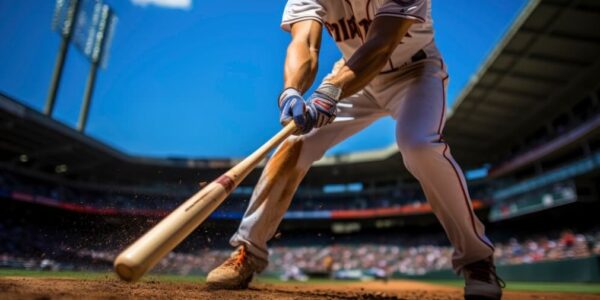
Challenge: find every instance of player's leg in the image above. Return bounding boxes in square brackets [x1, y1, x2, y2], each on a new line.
[231, 91, 385, 257]
[385, 61, 502, 299]
[206, 90, 385, 288]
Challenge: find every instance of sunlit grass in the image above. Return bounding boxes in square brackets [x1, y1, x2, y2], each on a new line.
[424, 279, 600, 294]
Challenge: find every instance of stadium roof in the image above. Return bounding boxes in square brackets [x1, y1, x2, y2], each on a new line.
[444, 0, 600, 166]
[0, 94, 229, 184]
[2, 0, 600, 185]
[0, 94, 404, 185]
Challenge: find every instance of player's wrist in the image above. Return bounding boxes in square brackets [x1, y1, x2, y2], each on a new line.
[278, 87, 302, 108]
[315, 83, 342, 103]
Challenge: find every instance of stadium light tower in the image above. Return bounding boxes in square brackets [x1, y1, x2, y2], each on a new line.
[48, 0, 117, 132]
[46, 0, 81, 116]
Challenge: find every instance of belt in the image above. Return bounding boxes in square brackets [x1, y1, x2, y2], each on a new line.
[379, 49, 429, 75]
[410, 49, 427, 63]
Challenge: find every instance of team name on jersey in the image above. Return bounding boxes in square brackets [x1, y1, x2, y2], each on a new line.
[324, 16, 412, 43]
[324, 16, 371, 42]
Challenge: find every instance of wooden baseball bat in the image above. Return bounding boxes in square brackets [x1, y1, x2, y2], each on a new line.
[114, 122, 296, 282]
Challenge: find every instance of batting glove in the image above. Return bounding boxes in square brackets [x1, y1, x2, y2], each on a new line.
[278, 88, 314, 134]
[307, 83, 342, 128]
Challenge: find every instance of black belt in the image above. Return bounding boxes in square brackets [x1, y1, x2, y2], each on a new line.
[380, 49, 428, 74]
[411, 49, 427, 63]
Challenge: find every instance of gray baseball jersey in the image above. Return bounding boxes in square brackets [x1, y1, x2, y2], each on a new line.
[281, 0, 440, 72]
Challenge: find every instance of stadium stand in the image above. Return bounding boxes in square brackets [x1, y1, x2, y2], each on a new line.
[1, 207, 598, 278]
[1, 0, 600, 283]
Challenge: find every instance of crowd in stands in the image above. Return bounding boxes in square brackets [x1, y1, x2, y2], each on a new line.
[494, 230, 595, 265]
[2, 213, 599, 278]
[490, 181, 577, 221]
[1, 162, 597, 278]
[264, 229, 599, 276]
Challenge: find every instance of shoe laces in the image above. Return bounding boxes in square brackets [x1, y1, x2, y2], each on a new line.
[465, 258, 506, 288]
[223, 246, 248, 270]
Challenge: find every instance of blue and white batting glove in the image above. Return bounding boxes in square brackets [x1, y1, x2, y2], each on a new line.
[278, 88, 314, 134]
[307, 83, 342, 128]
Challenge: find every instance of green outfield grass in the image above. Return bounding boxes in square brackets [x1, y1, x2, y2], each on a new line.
[0, 269, 107, 279]
[0, 269, 203, 282]
[1, 269, 599, 294]
[0, 269, 357, 284]
[423, 279, 600, 294]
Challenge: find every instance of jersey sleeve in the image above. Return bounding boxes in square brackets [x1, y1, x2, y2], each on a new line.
[281, 0, 326, 32]
[375, 0, 427, 23]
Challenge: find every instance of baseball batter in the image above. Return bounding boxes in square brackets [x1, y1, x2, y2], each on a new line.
[207, 1, 504, 299]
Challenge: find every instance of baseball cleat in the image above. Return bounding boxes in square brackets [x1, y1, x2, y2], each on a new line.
[463, 256, 505, 300]
[206, 245, 268, 289]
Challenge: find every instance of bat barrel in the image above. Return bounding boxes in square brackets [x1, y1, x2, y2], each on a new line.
[114, 182, 228, 281]
[114, 254, 145, 282]
[113, 122, 296, 282]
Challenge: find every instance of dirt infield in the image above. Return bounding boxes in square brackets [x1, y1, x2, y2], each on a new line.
[1, 277, 599, 300]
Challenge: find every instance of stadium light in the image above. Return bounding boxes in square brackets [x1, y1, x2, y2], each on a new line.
[46, 0, 81, 116]
[75, 0, 118, 132]
[55, 164, 68, 174]
[47, 0, 117, 132]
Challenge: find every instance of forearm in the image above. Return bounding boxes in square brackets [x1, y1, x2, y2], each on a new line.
[325, 40, 394, 98]
[324, 17, 414, 99]
[283, 20, 322, 93]
[284, 40, 319, 93]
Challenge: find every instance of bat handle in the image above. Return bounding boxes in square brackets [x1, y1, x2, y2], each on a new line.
[225, 121, 297, 184]
[281, 121, 297, 136]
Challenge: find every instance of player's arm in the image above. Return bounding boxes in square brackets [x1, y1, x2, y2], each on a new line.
[303, 16, 416, 129]
[284, 20, 322, 93]
[325, 16, 415, 98]
[279, 20, 323, 134]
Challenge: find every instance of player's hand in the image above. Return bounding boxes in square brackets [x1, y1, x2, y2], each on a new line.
[307, 83, 342, 128]
[278, 88, 314, 134]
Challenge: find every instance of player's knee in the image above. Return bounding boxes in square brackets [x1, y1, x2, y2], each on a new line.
[396, 134, 441, 161]
[397, 135, 430, 153]
[397, 138, 435, 178]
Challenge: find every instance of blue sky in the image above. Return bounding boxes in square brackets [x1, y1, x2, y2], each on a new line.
[0, 0, 526, 158]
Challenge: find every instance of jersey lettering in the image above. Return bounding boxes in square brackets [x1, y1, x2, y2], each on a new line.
[282, 0, 438, 71]
[358, 19, 371, 35]
[325, 16, 368, 42]
[325, 16, 411, 44]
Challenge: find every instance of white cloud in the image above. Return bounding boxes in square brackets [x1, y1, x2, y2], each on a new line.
[131, 0, 192, 10]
